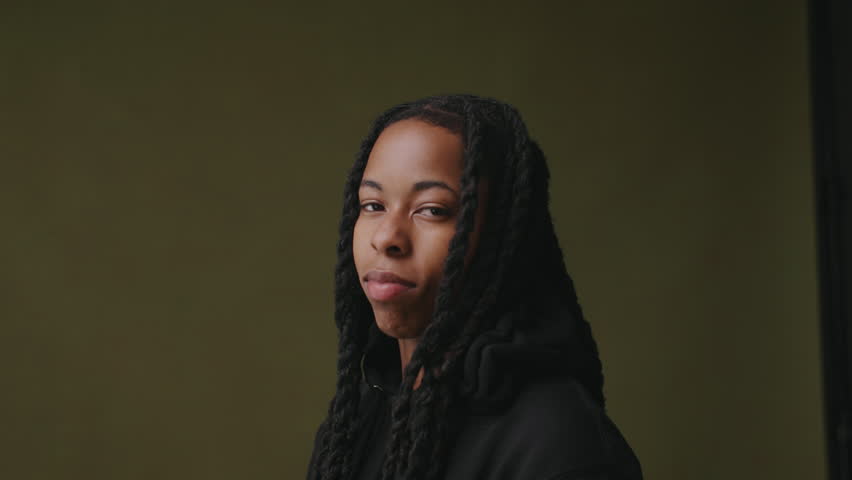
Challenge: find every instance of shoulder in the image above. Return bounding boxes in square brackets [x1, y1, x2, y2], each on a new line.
[496, 378, 618, 463]
[513, 376, 598, 413]
[447, 378, 642, 480]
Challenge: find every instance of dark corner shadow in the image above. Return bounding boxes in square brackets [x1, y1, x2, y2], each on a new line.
[810, 0, 852, 479]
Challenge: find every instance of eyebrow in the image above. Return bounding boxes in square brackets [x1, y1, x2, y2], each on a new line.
[360, 179, 458, 197]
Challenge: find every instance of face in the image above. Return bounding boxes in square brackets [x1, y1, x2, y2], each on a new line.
[353, 119, 484, 340]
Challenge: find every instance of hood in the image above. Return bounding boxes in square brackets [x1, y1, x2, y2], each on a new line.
[362, 295, 592, 412]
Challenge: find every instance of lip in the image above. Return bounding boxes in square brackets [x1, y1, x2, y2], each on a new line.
[364, 270, 416, 286]
[363, 270, 416, 302]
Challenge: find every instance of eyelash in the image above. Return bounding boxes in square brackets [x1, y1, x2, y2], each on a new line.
[361, 202, 384, 213]
[420, 207, 450, 217]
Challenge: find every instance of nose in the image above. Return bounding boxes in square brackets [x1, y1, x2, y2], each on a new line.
[371, 211, 411, 257]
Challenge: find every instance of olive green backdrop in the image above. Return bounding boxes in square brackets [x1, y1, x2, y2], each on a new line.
[0, 1, 822, 479]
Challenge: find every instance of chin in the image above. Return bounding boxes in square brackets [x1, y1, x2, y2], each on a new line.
[374, 313, 428, 340]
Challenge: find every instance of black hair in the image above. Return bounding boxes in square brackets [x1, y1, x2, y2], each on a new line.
[309, 94, 604, 480]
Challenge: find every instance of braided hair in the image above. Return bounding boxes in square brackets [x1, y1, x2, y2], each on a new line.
[309, 94, 604, 480]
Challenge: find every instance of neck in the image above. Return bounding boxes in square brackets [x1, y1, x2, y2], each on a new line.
[398, 338, 423, 389]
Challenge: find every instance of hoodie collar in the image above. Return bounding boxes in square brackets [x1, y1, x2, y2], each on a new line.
[361, 297, 586, 411]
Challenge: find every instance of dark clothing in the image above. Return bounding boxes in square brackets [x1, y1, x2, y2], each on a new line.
[309, 298, 643, 480]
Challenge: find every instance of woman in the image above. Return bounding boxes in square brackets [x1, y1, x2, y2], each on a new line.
[307, 95, 642, 480]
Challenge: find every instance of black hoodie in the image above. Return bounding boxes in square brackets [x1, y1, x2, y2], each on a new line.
[309, 298, 643, 480]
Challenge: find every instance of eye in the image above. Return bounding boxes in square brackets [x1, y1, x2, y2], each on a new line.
[361, 202, 385, 213]
[416, 206, 451, 218]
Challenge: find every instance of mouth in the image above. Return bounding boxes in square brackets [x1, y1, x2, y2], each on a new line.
[363, 270, 416, 302]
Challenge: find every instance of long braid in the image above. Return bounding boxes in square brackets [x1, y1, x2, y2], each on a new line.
[517, 137, 605, 406]
[313, 130, 374, 480]
[439, 104, 533, 362]
[409, 105, 537, 463]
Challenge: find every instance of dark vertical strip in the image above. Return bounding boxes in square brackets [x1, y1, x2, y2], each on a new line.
[810, 0, 852, 479]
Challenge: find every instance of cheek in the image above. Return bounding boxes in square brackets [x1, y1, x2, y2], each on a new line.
[352, 218, 369, 273]
[419, 228, 456, 280]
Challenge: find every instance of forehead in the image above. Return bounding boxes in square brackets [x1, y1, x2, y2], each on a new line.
[363, 119, 464, 187]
